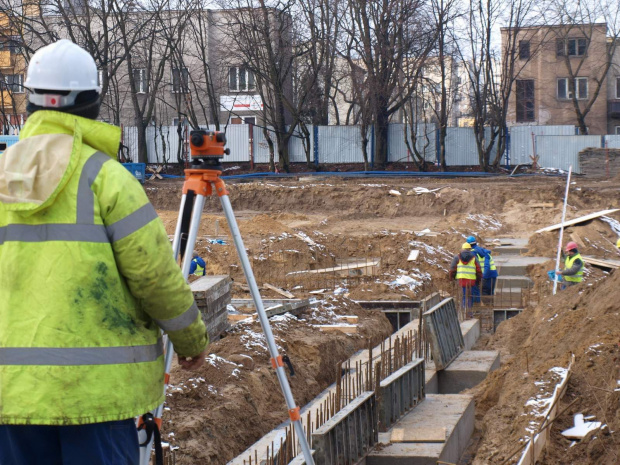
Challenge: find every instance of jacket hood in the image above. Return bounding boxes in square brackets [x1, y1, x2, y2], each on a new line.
[0, 111, 120, 215]
[459, 250, 475, 262]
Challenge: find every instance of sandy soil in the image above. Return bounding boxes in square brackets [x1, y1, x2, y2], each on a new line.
[144, 174, 620, 465]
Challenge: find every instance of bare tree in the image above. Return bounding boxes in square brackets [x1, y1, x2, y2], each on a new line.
[458, 0, 544, 170]
[338, 0, 437, 169]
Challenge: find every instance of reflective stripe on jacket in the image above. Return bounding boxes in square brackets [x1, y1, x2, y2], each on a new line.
[477, 253, 497, 271]
[0, 111, 207, 425]
[564, 253, 584, 283]
[456, 257, 477, 280]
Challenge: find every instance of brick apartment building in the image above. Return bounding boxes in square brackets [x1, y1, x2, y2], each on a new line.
[502, 23, 620, 135]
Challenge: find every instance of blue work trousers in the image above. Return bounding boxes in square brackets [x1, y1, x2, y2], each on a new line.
[0, 419, 139, 465]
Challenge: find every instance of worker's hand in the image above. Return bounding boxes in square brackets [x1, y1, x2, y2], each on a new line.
[178, 349, 207, 370]
[556, 270, 562, 276]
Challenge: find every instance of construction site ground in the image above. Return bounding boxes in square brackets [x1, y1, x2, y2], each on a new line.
[146, 175, 620, 464]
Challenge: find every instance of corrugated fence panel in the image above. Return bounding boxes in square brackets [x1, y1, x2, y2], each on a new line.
[122, 126, 139, 163]
[444, 127, 479, 165]
[536, 135, 601, 174]
[604, 135, 620, 149]
[253, 126, 279, 164]
[147, 126, 181, 164]
[289, 125, 313, 163]
[225, 124, 251, 162]
[0, 135, 19, 150]
[319, 125, 365, 163]
[510, 125, 574, 165]
[388, 123, 436, 163]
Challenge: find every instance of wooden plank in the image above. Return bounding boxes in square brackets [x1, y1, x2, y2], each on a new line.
[391, 427, 446, 443]
[339, 315, 359, 324]
[316, 325, 358, 334]
[288, 259, 380, 275]
[582, 255, 620, 269]
[228, 313, 255, 322]
[407, 250, 420, 261]
[535, 209, 620, 233]
[263, 283, 295, 299]
[530, 202, 555, 208]
[517, 355, 574, 465]
[570, 232, 584, 248]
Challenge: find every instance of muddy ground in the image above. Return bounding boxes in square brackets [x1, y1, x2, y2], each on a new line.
[146, 174, 620, 464]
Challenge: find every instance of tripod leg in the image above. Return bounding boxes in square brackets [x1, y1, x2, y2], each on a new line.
[140, 192, 206, 465]
[218, 194, 315, 465]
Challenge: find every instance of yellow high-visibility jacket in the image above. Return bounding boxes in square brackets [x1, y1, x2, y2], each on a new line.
[0, 111, 207, 425]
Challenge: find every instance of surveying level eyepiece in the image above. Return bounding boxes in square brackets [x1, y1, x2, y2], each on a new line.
[189, 129, 230, 159]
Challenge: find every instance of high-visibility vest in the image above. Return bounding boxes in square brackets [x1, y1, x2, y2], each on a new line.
[456, 257, 477, 280]
[564, 253, 584, 283]
[193, 261, 206, 276]
[0, 111, 207, 425]
[477, 253, 497, 271]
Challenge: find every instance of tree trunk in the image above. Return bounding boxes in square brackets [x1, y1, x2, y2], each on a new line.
[374, 111, 389, 169]
[137, 121, 148, 164]
[439, 125, 447, 171]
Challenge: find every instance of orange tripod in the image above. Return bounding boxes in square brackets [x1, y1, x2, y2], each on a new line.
[139, 131, 315, 465]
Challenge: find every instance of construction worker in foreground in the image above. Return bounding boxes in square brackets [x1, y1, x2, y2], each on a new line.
[467, 235, 498, 297]
[0, 40, 208, 464]
[449, 243, 482, 317]
[556, 241, 584, 288]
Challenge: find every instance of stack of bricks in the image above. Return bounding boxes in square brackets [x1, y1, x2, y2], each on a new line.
[190, 275, 232, 341]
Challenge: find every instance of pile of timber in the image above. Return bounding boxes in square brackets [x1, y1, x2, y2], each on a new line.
[190, 275, 232, 341]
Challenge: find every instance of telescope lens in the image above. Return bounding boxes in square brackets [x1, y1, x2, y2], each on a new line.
[190, 132, 204, 147]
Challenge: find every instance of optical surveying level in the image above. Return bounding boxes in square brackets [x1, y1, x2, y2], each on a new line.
[139, 130, 315, 465]
[188, 129, 230, 169]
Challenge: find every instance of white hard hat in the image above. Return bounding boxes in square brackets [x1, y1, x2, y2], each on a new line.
[25, 39, 100, 108]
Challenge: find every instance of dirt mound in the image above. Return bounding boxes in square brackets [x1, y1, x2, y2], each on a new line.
[164, 298, 392, 464]
[469, 270, 620, 464]
[528, 217, 620, 258]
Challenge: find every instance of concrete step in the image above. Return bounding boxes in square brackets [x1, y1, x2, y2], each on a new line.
[496, 275, 533, 289]
[493, 256, 552, 275]
[437, 350, 500, 394]
[493, 245, 528, 255]
[367, 394, 474, 465]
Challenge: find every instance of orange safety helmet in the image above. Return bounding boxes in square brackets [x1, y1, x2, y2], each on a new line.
[565, 241, 578, 252]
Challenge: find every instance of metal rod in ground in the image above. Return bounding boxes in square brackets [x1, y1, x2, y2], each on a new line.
[553, 165, 572, 295]
[219, 194, 315, 465]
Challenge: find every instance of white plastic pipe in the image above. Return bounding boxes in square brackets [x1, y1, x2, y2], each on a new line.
[553, 165, 572, 295]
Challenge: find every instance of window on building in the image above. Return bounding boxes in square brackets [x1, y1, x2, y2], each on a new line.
[616, 126, 620, 135]
[556, 38, 588, 57]
[516, 79, 535, 122]
[0, 36, 23, 54]
[557, 77, 588, 100]
[4, 74, 23, 93]
[519, 41, 530, 60]
[172, 67, 189, 93]
[228, 66, 255, 92]
[616, 76, 620, 99]
[133, 68, 147, 93]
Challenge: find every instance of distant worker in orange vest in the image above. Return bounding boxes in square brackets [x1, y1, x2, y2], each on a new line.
[449, 243, 482, 316]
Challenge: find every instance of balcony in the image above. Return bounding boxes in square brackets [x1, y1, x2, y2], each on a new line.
[0, 51, 12, 68]
[0, 91, 13, 109]
[609, 101, 620, 119]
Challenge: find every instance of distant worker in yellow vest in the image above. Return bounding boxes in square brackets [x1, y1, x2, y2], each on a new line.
[0, 40, 208, 465]
[449, 243, 482, 316]
[190, 252, 207, 276]
[556, 241, 584, 288]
